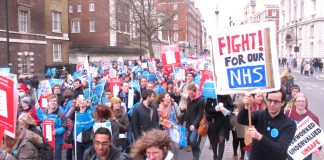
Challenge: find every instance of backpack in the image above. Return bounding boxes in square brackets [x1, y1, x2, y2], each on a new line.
[35, 138, 54, 160]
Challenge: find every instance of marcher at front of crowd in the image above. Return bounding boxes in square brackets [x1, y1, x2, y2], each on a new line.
[284, 85, 300, 111]
[36, 94, 67, 160]
[157, 92, 181, 159]
[110, 97, 129, 151]
[252, 92, 267, 111]
[285, 93, 320, 160]
[206, 94, 234, 160]
[238, 89, 296, 160]
[230, 100, 246, 160]
[93, 104, 120, 146]
[83, 127, 128, 160]
[183, 84, 204, 160]
[130, 129, 174, 160]
[132, 89, 160, 140]
[2, 123, 43, 159]
[118, 82, 141, 110]
[19, 96, 40, 126]
[72, 95, 95, 160]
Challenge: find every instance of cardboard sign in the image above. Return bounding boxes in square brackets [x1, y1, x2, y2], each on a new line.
[288, 116, 324, 159]
[101, 60, 112, 70]
[169, 125, 187, 148]
[148, 61, 157, 72]
[43, 120, 55, 150]
[109, 69, 117, 79]
[128, 89, 134, 109]
[214, 22, 280, 94]
[37, 80, 52, 99]
[199, 70, 214, 92]
[93, 121, 112, 136]
[161, 44, 182, 70]
[109, 78, 121, 97]
[0, 75, 18, 138]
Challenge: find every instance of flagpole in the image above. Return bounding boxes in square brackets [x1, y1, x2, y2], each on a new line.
[209, 36, 218, 103]
[74, 112, 77, 160]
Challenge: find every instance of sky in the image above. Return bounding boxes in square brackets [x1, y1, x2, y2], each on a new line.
[195, 0, 248, 36]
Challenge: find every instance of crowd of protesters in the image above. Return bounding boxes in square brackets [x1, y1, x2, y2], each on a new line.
[0, 57, 322, 160]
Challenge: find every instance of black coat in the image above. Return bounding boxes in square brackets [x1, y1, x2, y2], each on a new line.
[131, 103, 160, 140]
[184, 96, 205, 129]
[237, 109, 296, 160]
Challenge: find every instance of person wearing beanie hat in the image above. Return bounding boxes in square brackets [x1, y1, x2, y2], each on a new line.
[111, 96, 129, 150]
[285, 85, 301, 111]
[19, 96, 41, 126]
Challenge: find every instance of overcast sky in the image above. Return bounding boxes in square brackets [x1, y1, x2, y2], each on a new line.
[195, 0, 248, 36]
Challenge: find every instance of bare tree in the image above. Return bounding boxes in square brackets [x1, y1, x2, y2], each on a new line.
[129, 0, 183, 58]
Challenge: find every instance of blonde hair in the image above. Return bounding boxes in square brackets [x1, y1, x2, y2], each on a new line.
[18, 112, 36, 126]
[130, 129, 172, 159]
[293, 93, 308, 109]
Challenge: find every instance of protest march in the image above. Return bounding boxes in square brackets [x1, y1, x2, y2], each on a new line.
[0, 22, 322, 160]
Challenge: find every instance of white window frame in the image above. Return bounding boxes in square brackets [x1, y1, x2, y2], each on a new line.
[173, 32, 178, 42]
[174, 14, 178, 20]
[52, 11, 61, 32]
[71, 20, 80, 33]
[89, 20, 95, 32]
[89, 2, 95, 12]
[174, 23, 178, 30]
[272, 10, 277, 17]
[69, 5, 73, 13]
[77, 4, 81, 13]
[53, 42, 62, 61]
[18, 9, 29, 33]
[173, 4, 178, 11]
[21, 54, 29, 74]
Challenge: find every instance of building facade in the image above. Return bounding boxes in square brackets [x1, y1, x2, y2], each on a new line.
[158, 0, 203, 56]
[0, 0, 69, 77]
[68, 0, 141, 63]
[278, 0, 324, 61]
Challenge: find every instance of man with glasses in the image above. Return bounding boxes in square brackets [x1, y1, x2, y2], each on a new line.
[237, 89, 296, 160]
[83, 127, 127, 160]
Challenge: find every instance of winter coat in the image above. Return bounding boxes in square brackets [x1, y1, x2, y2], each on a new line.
[0, 150, 16, 160]
[36, 107, 68, 145]
[131, 102, 160, 140]
[83, 143, 128, 160]
[184, 95, 204, 129]
[11, 129, 43, 160]
[20, 107, 41, 125]
[114, 107, 129, 133]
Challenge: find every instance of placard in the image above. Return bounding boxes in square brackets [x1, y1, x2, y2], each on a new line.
[214, 22, 280, 94]
[93, 121, 112, 136]
[0, 75, 18, 138]
[43, 120, 55, 149]
[288, 116, 324, 160]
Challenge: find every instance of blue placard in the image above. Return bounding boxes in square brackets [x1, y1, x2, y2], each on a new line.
[227, 65, 266, 88]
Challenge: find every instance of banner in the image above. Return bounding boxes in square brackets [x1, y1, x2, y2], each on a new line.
[214, 22, 280, 94]
[93, 121, 112, 136]
[199, 70, 214, 92]
[75, 112, 95, 138]
[43, 120, 55, 150]
[161, 44, 182, 70]
[48, 78, 63, 89]
[288, 116, 324, 159]
[169, 125, 187, 148]
[0, 75, 18, 138]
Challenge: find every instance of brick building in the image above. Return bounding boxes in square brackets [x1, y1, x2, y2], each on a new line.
[0, 0, 69, 78]
[68, 0, 142, 63]
[159, 0, 203, 56]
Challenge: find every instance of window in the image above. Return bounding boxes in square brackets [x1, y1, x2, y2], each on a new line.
[174, 23, 178, 30]
[77, 4, 81, 12]
[89, 20, 95, 32]
[71, 20, 80, 33]
[89, 2, 95, 12]
[53, 43, 62, 61]
[174, 14, 178, 20]
[18, 10, 29, 32]
[173, 32, 178, 42]
[272, 10, 277, 17]
[21, 55, 29, 74]
[69, 5, 73, 13]
[173, 3, 178, 11]
[310, 25, 314, 38]
[52, 11, 61, 32]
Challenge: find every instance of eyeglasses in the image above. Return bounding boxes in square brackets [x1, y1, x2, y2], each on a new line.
[266, 99, 281, 105]
[94, 141, 109, 147]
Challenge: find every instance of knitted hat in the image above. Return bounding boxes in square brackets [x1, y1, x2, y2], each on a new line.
[20, 96, 31, 105]
[291, 85, 300, 91]
[110, 97, 121, 104]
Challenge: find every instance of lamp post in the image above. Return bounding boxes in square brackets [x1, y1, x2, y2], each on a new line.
[139, 20, 142, 60]
[5, 0, 11, 68]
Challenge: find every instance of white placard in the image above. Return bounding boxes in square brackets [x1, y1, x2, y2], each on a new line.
[113, 85, 119, 97]
[42, 98, 48, 108]
[128, 89, 134, 109]
[288, 116, 324, 159]
[109, 69, 117, 79]
[45, 124, 53, 141]
[141, 63, 148, 69]
[93, 121, 112, 136]
[166, 51, 176, 64]
[0, 90, 8, 118]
